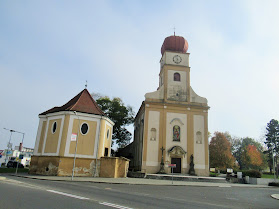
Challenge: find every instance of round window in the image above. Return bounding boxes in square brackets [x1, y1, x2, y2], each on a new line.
[80, 123, 89, 135]
[52, 121, 57, 134]
[107, 129, 110, 139]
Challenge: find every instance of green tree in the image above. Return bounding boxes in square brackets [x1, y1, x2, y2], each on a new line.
[209, 132, 236, 169]
[264, 119, 279, 174]
[95, 96, 135, 148]
[240, 137, 264, 170]
[227, 134, 242, 168]
[228, 135, 265, 170]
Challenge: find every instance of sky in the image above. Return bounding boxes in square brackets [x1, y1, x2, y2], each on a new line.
[1, 0, 279, 150]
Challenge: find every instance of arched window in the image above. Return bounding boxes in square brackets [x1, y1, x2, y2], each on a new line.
[196, 131, 202, 144]
[173, 125, 180, 141]
[150, 128, 156, 141]
[52, 121, 57, 134]
[174, 73, 180, 81]
[107, 129, 110, 139]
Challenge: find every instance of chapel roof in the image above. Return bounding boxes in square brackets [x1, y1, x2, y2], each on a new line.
[161, 35, 188, 55]
[40, 88, 105, 116]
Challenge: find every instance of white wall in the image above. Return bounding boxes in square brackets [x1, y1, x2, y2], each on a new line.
[146, 111, 160, 166]
[194, 115, 205, 169]
[163, 52, 189, 67]
[167, 70, 187, 101]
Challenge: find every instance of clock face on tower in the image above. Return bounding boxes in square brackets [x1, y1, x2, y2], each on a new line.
[173, 55, 182, 64]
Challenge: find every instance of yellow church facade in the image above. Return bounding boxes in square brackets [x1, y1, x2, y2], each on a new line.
[130, 35, 210, 176]
[30, 89, 114, 176]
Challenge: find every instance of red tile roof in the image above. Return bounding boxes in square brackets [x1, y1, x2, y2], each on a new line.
[40, 89, 105, 116]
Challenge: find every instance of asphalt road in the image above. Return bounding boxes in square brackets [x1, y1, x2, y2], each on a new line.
[0, 175, 278, 209]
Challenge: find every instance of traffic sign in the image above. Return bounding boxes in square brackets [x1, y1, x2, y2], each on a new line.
[6, 151, 12, 155]
[168, 164, 176, 168]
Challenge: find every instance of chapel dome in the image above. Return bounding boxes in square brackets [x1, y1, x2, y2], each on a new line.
[161, 35, 188, 55]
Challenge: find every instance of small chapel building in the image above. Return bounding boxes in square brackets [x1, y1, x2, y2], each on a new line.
[30, 89, 115, 176]
[128, 35, 210, 176]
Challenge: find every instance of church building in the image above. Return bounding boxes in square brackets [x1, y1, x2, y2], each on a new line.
[130, 35, 210, 176]
[30, 89, 114, 176]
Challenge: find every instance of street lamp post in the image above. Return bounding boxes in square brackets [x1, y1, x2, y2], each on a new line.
[15, 132, 25, 175]
[272, 134, 278, 182]
[272, 144, 276, 182]
[3, 129, 15, 165]
[3, 128, 25, 170]
[71, 111, 80, 181]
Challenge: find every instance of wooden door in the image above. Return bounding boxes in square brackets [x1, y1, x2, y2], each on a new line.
[171, 158, 181, 173]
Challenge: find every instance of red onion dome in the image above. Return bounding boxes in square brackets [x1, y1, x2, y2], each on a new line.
[161, 35, 188, 55]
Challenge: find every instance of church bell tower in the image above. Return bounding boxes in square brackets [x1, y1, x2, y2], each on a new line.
[159, 35, 190, 102]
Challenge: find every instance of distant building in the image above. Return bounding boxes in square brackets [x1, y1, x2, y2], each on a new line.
[122, 35, 210, 176]
[30, 89, 114, 176]
[0, 143, 34, 167]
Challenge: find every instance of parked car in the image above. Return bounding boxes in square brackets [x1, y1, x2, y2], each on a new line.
[7, 161, 24, 168]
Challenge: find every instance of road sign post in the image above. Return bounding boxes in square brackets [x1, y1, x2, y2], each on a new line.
[168, 164, 176, 184]
[15, 160, 19, 175]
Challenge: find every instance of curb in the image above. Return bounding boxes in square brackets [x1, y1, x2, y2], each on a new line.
[10, 174, 270, 188]
[271, 194, 279, 200]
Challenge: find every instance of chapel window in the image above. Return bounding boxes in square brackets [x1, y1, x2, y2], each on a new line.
[196, 131, 202, 144]
[80, 123, 89, 135]
[107, 129, 110, 139]
[52, 121, 57, 134]
[174, 73, 180, 81]
[173, 125, 180, 141]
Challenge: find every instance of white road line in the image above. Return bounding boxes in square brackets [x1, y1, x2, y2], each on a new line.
[47, 190, 89, 200]
[99, 202, 133, 209]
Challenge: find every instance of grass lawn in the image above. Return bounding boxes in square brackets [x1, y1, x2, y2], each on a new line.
[210, 172, 220, 177]
[0, 168, 29, 173]
[262, 174, 279, 179]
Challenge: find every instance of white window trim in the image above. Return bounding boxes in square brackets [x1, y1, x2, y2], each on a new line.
[80, 122, 89, 135]
[41, 115, 65, 156]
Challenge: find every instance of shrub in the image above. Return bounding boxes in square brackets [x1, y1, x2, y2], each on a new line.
[210, 172, 217, 177]
[219, 169, 226, 174]
[242, 170, 261, 178]
[269, 182, 279, 187]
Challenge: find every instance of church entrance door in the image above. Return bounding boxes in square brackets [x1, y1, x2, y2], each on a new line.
[171, 158, 181, 173]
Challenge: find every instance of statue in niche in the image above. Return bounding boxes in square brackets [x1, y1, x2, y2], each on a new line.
[189, 154, 196, 176]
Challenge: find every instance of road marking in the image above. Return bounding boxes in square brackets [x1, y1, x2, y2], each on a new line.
[99, 202, 133, 209]
[271, 194, 279, 200]
[47, 190, 89, 200]
[219, 185, 231, 187]
[0, 177, 6, 181]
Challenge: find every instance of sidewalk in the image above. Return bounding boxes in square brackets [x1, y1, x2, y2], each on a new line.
[8, 173, 271, 188]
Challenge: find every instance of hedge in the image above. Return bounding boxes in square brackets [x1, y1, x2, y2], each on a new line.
[241, 170, 261, 178]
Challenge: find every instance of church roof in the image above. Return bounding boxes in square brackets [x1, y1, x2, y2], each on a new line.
[40, 89, 105, 116]
[161, 35, 188, 55]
